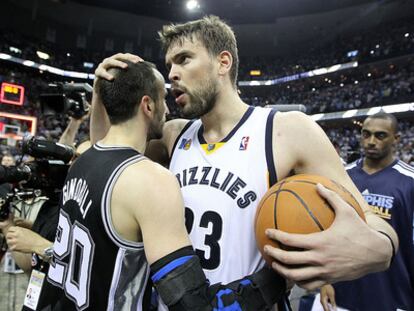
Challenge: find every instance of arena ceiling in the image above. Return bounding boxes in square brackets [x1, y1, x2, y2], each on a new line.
[70, 0, 391, 24]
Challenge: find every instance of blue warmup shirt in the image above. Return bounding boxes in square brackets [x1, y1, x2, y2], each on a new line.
[333, 159, 414, 311]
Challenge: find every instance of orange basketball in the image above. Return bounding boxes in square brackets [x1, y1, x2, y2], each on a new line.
[255, 174, 365, 265]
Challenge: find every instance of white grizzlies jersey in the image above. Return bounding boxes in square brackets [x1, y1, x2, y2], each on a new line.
[169, 106, 277, 284]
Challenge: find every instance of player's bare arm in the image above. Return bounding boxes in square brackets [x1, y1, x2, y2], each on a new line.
[111, 159, 286, 310]
[265, 111, 398, 289]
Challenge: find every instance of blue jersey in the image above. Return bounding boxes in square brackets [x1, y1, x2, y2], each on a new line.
[334, 159, 414, 311]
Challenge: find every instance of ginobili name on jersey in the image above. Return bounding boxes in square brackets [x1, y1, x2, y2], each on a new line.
[62, 177, 93, 218]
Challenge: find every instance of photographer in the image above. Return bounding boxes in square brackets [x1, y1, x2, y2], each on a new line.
[0, 136, 79, 310]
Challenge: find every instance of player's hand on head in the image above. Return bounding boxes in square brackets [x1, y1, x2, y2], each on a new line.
[264, 184, 390, 290]
[94, 53, 144, 81]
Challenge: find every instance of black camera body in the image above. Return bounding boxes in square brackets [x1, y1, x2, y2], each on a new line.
[40, 82, 92, 119]
[0, 136, 74, 220]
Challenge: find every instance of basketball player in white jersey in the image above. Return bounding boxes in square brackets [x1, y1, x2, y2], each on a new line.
[48, 60, 286, 310]
[91, 16, 398, 293]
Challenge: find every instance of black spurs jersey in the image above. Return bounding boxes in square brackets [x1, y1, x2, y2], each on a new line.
[47, 143, 150, 311]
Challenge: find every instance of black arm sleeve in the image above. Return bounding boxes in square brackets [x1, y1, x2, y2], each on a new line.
[150, 246, 287, 311]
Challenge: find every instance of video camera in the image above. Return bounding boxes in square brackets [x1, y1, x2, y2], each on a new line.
[40, 82, 92, 119]
[0, 136, 75, 221]
[0, 136, 74, 220]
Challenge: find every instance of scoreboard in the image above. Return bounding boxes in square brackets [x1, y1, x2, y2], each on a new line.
[0, 82, 25, 106]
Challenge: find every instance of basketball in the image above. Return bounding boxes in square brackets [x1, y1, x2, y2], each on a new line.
[255, 174, 366, 264]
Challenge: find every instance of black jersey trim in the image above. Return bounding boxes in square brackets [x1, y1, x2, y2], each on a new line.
[101, 154, 146, 250]
[265, 109, 278, 187]
[169, 120, 195, 163]
[197, 106, 254, 144]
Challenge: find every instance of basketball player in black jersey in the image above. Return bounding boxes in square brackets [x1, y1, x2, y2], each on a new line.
[90, 16, 398, 293]
[47, 60, 286, 310]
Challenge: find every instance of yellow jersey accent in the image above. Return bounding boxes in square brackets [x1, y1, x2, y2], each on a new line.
[200, 142, 226, 154]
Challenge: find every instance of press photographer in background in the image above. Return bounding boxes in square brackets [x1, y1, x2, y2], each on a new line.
[0, 136, 74, 311]
[0, 82, 92, 311]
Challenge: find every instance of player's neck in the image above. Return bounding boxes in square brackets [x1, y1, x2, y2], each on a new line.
[362, 154, 396, 174]
[200, 87, 249, 143]
[100, 122, 147, 154]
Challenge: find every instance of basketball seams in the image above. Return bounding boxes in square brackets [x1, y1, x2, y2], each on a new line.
[275, 189, 325, 231]
[282, 179, 363, 219]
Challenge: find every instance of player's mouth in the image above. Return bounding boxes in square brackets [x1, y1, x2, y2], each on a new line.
[171, 88, 187, 106]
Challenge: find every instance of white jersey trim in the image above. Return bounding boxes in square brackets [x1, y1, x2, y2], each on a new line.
[107, 248, 125, 311]
[101, 154, 145, 250]
[392, 161, 414, 180]
[94, 142, 135, 151]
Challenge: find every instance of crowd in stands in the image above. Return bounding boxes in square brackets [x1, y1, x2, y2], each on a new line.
[1, 17, 413, 81]
[242, 59, 414, 114]
[0, 16, 413, 164]
[238, 17, 414, 80]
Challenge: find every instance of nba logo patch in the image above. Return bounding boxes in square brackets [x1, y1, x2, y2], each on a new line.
[239, 136, 250, 150]
[179, 138, 192, 150]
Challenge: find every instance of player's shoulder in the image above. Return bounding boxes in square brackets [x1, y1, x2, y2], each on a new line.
[122, 158, 178, 189]
[164, 118, 192, 139]
[273, 111, 319, 141]
[273, 111, 313, 128]
[391, 159, 414, 181]
[163, 118, 193, 152]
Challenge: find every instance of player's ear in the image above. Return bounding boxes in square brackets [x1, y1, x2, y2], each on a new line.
[217, 51, 232, 77]
[394, 132, 401, 143]
[140, 95, 155, 119]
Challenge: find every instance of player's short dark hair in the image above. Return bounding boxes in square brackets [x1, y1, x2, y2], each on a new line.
[95, 61, 160, 125]
[366, 112, 399, 133]
[158, 15, 239, 89]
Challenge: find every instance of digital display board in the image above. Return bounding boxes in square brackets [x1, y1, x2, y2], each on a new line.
[0, 82, 25, 106]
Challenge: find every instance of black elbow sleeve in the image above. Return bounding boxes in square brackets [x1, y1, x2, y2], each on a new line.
[150, 247, 287, 311]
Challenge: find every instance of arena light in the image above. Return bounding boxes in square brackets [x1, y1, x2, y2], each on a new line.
[83, 62, 94, 69]
[0, 53, 11, 60]
[343, 109, 358, 118]
[39, 64, 64, 76]
[404, 33, 410, 38]
[36, 51, 50, 60]
[23, 60, 35, 67]
[250, 70, 261, 76]
[367, 107, 382, 115]
[186, 0, 199, 10]
[367, 73, 371, 77]
[9, 46, 22, 54]
[312, 102, 414, 122]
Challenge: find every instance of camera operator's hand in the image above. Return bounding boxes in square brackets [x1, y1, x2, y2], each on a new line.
[6, 226, 46, 254]
[14, 216, 34, 229]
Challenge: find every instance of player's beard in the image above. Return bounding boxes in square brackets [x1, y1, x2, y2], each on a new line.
[180, 75, 219, 119]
